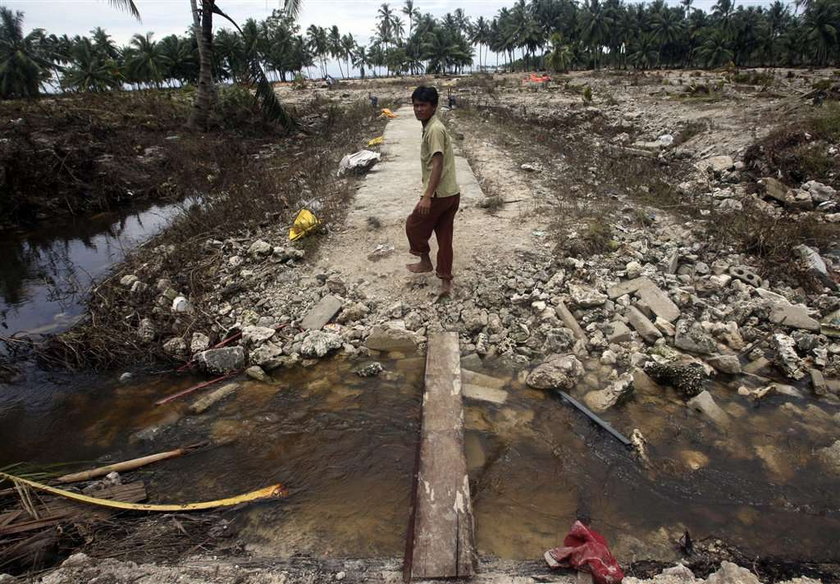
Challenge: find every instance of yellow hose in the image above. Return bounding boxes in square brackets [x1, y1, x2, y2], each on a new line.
[0, 471, 287, 512]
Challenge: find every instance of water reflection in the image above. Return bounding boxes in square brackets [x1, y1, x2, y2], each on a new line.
[0, 201, 187, 336]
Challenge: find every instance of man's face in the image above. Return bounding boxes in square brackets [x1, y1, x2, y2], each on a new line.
[413, 100, 436, 122]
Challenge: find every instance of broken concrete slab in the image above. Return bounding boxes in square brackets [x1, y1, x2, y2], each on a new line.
[582, 373, 634, 412]
[196, 346, 245, 374]
[606, 321, 632, 343]
[769, 303, 820, 332]
[301, 295, 344, 330]
[674, 320, 717, 355]
[821, 309, 840, 338]
[462, 384, 508, 404]
[462, 369, 507, 389]
[707, 354, 742, 375]
[627, 306, 661, 343]
[365, 323, 418, 352]
[607, 277, 650, 299]
[810, 369, 829, 396]
[760, 176, 793, 205]
[687, 390, 730, 426]
[637, 282, 680, 322]
[555, 301, 587, 342]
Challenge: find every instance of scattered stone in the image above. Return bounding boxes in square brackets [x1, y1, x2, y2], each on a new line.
[760, 176, 792, 205]
[582, 373, 634, 412]
[568, 283, 607, 307]
[794, 244, 837, 290]
[525, 354, 584, 390]
[627, 306, 661, 343]
[248, 239, 272, 256]
[460, 307, 489, 333]
[607, 277, 649, 299]
[555, 301, 587, 342]
[728, 266, 761, 287]
[697, 155, 733, 174]
[367, 243, 396, 261]
[644, 361, 706, 398]
[674, 320, 717, 355]
[365, 323, 418, 352]
[119, 372, 132, 383]
[137, 318, 156, 343]
[162, 337, 187, 357]
[242, 326, 276, 346]
[171, 296, 192, 313]
[817, 440, 840, 474]
[245, 365, 271, 382]
[637, 282, 680, 322]
[606, 321, 632, 343]
[249, 342, 284, 369]
[326, 275, 347, 295]
[706, 354, 741, 375]
[300, 330, 343, 358]
[302, 295, 344, 330]
[766, 300, 820, 332]
[462, 384, 508, 404]
[119, 274, 139, 287]
[810, 369, 829, 396]
[354, 361, 384, 377]
[196, 346, 245, 374]
[520, 163, 542, 172]
[462, 369, 506, 389]
[687, 390, 730, 426]
[190, 332, 211, 353]
[771, 333, 806, 380]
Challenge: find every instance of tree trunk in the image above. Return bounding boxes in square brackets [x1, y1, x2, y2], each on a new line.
[188, 0, 215, 130]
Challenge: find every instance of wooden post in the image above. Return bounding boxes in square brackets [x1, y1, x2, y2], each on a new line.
[406, 332, 476, 579]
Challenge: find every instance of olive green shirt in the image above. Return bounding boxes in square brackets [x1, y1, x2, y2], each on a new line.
[421, 115, 459, 198]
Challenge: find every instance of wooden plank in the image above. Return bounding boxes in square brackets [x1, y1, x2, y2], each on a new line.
[408, 332, 475, 579]
[301, 295, 344, 330]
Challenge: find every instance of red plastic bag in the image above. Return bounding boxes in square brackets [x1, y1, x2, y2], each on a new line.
[544, 521, 624, 584]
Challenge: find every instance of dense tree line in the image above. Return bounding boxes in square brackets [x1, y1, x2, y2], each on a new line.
[1, 0, 839, 99]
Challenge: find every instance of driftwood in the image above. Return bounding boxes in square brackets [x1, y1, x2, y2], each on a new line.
[56, 443, 206, 483]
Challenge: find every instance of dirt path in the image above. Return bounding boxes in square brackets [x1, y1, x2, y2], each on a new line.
[313, 105, 541, 306]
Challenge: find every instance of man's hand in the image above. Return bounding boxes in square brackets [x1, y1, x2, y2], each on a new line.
[416, 197, 431, 215]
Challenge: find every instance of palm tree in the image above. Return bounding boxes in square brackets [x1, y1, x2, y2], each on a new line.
[695, 28, 734, 67]
[0, 7, 54, 99]
[471, 16, 490, 71]
[63, 37, 123, 92]
[126, 32, 167, 88]
[402, 0, 420, 38]
[352, 44, 369, 78]
[803, 0, 838, 66]
[545, 32, 572, 72]
[328, 25, 344, 77]
[341, 33, 357, 78]
[377, 3, 395, 51]
[307, 24, 329, 77]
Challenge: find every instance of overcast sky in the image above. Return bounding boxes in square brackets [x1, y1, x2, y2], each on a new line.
[6, 0, 783, 48]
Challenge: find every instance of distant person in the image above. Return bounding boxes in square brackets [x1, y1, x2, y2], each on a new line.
[325, 74, 336, 88]
[447, 93, 456, 109]
[369, 93, 378, 107]
[405, 86, 460, 297]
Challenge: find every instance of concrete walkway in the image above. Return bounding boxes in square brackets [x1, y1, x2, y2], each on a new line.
[314, 105, 535, 304]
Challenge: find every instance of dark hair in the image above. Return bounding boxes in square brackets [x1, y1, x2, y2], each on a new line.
[411, 86, 439, 106]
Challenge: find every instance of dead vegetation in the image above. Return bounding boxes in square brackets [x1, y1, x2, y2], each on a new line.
[34, 96, 388, 370]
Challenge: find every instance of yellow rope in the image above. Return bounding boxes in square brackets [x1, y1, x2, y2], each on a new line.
[0, 471, 287, 512]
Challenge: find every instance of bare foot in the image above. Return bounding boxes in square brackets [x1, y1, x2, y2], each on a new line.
[406, 255, 433, 274]
[440, 279, 452, 296]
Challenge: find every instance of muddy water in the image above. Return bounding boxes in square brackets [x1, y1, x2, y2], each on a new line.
[1, 356, 838, 564]
[0, 200, 188, 337]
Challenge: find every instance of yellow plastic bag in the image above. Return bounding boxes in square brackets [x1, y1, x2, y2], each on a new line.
[367, 136, 384, 147]
[379, 108, 397, 119]
[289, 209, 320, 241]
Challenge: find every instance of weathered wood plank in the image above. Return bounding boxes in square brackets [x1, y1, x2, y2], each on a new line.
[301, 295, 343, 330]
[409, 332, 475, 579]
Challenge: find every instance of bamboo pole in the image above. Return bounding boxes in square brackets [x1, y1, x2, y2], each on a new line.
[55, 443, 205, 483]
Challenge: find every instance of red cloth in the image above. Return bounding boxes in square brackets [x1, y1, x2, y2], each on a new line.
[545, 521, 624, 584]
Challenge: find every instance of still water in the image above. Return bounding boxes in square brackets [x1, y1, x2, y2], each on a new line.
[1, 356, 838, 564]
[0, 201, 186, 337]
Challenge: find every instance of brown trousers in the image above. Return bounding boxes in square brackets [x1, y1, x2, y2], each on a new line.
[405, 194, 460, 281]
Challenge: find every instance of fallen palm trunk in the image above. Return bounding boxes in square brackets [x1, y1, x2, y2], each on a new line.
[55, 443, 206, 483]
[0, 471, 287, 512]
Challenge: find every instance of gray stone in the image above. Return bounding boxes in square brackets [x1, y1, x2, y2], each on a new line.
[706, 562, 760, 584]
[248, 239, 272, 256]
[760, 176, 792, 204]
[197, 346, 245, 374]
[637, 282, 680, 322]
[769, 303, 820, 331]
[707, 354, 741, 375]
[568, 283, 607, 307]
[802, 180, 837, 201]
[249, 342, 285, 369]
[582, 373, 634, 412]
[627, 306, 662, 343]
[303, 295, 344, 330]
[674, 320, 717, 355]
[354, 361, 384, 377]
[687, 390, 730, 426]
[606, 321, 632, 343]
[526, 354, 584, 390]
[365, 324, 418, 352]
[644, 361, 707, 398]
[697, 155, 734, 174]
[771, 333, 806, 380]
[810, 369, 829, 396]
[171, 296, 192, 313]
[137, 318, 156, 343]
[120, 274, 139, 287]
[190, 332, 211, 353]
[300, 330, 343, 358]
[460, 307, 489, 333]
[607, 277, 650, 299]
[245, 365, 271, 382]
[242, 325, 277, 346]
[463, 384, 508, 404]
[794, 245, 837, 290]
[162, 337, 187, 357]
[817, 440, 840, 475]
[822, 309, 840, 338]
[729, 265, 761, 287]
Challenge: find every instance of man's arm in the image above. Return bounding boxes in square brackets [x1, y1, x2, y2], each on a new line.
[417, 153, 443, 215]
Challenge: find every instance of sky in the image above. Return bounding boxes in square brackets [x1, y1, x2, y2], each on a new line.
[6, 0, 784, 49]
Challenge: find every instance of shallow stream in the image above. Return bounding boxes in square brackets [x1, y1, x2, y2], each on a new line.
[1, 355, 838, 564]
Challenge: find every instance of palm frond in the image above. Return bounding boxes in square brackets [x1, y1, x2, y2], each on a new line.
[107, 0, 141, 21]
[247, 57, 299, 130]
[284, 0, 303, 20]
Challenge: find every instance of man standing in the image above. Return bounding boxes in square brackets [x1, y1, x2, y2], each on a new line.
[405, 86, 460, 297]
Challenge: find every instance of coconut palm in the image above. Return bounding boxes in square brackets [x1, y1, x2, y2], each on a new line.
[545, 32, 572, 72]
[695, 28, 734, 67]
[0, 7, 54, 98]
[803, 0, 838, 65]
[352, 44, 369, 78]
[62, 37, 123, 92]
[126, 32, 168, 88]
[341, 33, 357, 78]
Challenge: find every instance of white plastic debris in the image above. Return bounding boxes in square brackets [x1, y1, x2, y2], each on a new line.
[338, 150, 381, 176]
